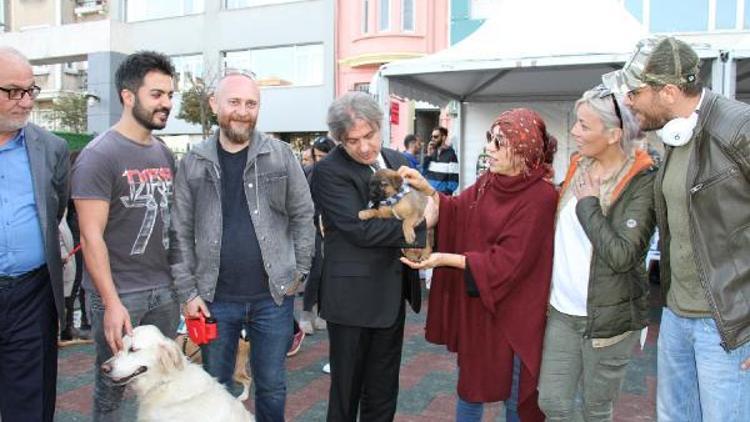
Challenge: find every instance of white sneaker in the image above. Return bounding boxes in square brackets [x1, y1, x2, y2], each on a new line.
[322, 363, 331, 374]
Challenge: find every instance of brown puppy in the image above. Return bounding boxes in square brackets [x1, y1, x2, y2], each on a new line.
[358, 168, 432, 261]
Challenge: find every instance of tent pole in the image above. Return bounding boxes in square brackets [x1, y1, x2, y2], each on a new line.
[457, 100, 465, 192]
[378, 73, 392, 147]
[712, 51, 735, 98]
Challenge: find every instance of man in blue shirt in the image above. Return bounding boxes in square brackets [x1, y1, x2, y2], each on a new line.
[0, 47, 70, 422]
[401, 134, 421, 169]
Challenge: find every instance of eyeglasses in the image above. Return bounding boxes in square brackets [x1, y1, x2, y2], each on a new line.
[430, 134, 440, 139]
[625, 86, 645, 102]
[0, 85, 41, 101]
[626, 83, 665, 102]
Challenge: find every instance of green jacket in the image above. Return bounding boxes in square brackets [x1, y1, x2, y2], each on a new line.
[560, 150, 657, 338]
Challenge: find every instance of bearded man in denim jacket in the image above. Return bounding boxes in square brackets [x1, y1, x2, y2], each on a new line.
[170, 70, 314, 421]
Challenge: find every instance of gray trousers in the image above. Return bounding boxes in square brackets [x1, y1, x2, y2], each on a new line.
[538, 307, 638, 422]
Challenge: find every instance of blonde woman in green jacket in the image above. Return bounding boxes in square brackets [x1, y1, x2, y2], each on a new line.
[538, 86, 657, 422]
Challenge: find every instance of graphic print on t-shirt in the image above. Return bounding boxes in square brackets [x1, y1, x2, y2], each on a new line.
[120, 167, 173, 255]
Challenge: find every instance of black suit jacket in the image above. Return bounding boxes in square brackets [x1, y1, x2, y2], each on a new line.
[311, 146, 424, 328]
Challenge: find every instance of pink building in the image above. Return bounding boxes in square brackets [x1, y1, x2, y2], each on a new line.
[336, 0, 449, 148]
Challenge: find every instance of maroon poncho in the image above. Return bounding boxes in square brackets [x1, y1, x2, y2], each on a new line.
[425, 167, 557, 421]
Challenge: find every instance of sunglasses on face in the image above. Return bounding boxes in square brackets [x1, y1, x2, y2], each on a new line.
[485, 130, 507, 150]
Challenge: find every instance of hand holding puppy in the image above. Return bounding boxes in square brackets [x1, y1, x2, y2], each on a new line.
[397, 166, 433, 195]
[400, 252, 466, 270]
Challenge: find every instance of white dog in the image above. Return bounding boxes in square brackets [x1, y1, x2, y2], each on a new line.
[101, 325, 254, 422]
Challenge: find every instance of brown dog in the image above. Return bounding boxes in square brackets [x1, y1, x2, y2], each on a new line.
[358, 168, 432, 261]
[176, 334, 252, 394]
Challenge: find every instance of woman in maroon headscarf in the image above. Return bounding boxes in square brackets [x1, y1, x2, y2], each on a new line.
[399, 108, 558, 422]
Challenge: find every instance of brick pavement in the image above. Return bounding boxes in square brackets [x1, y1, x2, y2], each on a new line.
[54, 291, 659, 421]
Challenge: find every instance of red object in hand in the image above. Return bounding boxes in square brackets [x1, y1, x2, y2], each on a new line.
[185, 313, 218, 345]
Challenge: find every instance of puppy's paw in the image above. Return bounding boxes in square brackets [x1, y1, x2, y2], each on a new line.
[358, 210, 374, 220]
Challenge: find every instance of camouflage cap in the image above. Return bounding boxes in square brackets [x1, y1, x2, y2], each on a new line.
[602, 36, 700, 94]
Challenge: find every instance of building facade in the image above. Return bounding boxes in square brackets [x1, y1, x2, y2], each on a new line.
[449, 0, 493, 45]
[336, 0, 449, 147]
[0, 0, 335, 150]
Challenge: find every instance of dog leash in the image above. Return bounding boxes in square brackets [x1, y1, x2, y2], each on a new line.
[178, 335, 202, 362]
[62, 244, 82, 264]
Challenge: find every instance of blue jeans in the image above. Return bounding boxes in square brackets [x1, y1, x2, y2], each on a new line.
[455, 355, 521, 422]
[89, 286, 180, 422]
[201, 296, 293, 422]
[657, 307, 750, 422]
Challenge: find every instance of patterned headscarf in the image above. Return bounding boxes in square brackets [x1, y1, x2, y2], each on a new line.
[490, 108, 555, 178]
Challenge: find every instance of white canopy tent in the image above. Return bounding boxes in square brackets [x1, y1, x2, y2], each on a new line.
[377, 0, 721, 187]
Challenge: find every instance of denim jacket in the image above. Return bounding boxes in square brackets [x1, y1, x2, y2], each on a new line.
[170, 131, 314, 306]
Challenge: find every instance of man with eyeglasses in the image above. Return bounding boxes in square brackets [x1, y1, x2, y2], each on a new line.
[0, 47, 69, 422]
[603, 36, 750, 422]
[423, 126, 459, 195]
[171, 70, 314, 420]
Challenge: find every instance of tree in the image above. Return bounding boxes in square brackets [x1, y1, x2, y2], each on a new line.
[51, 93, 87, 133]
[177, 75, 217, 139]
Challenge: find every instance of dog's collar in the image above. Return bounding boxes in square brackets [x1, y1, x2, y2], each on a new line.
[368, 182, 412, 209]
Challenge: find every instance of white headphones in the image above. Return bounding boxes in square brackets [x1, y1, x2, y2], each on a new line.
[657, 112, 698, 147]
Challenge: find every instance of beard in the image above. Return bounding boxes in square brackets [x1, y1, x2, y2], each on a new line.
[0, 114, 29, 133]
[637, 110, 670, 132]
[132, 96, 170, 131]
[218, 113, 255, 144]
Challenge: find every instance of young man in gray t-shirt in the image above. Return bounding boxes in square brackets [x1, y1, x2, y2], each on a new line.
[71, 51, 180, 421]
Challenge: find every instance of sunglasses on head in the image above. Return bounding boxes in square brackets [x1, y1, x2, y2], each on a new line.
[593, 84, 623, 130]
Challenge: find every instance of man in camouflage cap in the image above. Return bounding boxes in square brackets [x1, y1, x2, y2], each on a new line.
[604, 36, 750, 422]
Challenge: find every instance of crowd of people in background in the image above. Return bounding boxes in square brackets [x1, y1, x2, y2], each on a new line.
[0, 33, 749, 422]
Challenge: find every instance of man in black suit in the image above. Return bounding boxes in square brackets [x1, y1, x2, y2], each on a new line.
[311, 92, 425, 422]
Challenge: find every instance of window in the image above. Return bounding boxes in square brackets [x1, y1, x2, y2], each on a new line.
[650, 0, 708, 32]
[0, 0, 5, 31]
[76, 0, 104, 7]
[402, 0, 414, 31]
[126, 0, 204, 22]
[716, 0, 737, 29]
[624, 0, 643, 22]
[362, 0, 369, 33]
[353, 82, 371, 92]
[379, 0, 390, 31]
[470, 0, 495, 20]
[226, 0, 305, 8]
[172, 54, 204, 92]
[745, 0, 750, 29]
[224, 44, 323, 87]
